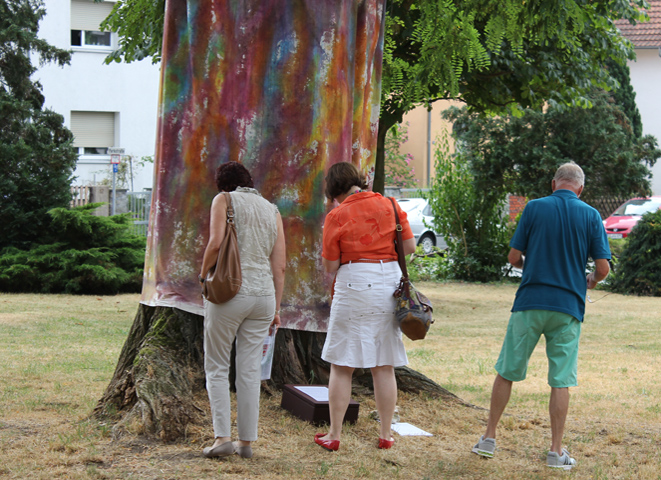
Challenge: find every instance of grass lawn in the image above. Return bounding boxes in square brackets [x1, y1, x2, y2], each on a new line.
[0, 284, 660, 479]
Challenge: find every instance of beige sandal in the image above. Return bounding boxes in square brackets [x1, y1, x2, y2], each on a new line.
[233, 442, 253, 458]
[203, 440, 235, 458]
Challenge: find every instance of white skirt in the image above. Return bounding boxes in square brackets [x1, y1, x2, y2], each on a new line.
[321, 261, 408, 368]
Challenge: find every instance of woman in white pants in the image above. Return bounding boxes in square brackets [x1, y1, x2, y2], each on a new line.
[199, 161, 286, 459]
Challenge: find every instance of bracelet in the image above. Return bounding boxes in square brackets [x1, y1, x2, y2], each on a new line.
[275, 309, 281, 315]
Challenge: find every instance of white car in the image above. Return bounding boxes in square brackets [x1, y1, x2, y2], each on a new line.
[396, 198, 446, 254]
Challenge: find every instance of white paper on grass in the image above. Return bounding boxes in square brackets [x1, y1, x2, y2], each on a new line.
[294, 385, 330, 402]
[391, 422, 433, 436]
[260, 327, 277, 381]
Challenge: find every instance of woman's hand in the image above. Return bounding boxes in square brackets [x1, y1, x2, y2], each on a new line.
[269, 312, 281, 335]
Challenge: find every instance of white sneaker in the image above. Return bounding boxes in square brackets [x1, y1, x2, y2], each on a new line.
[471, 435, 496, 458]
[547, 448, 577, 470]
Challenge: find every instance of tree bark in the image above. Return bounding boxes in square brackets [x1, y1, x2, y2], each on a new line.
[373, 114, 404, 195]
[95, 304, 466, 441]
[93, 305, 206, 441]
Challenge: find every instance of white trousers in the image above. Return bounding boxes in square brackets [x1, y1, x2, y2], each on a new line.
[204, 294, 274, 440]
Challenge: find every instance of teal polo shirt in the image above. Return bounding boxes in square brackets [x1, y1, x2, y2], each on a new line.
[510, 189, 611, 322]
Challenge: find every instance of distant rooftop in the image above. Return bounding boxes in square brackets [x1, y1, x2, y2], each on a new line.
[615, 0, 661, 48]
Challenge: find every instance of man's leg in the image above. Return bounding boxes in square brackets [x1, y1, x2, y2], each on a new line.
[484, 374, 513, 439]
[544, 312, 580, 457]
[549, 387, 569, 455]
[474, 311, 540, 457]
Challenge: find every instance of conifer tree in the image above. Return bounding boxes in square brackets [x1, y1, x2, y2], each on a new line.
[0, 0, 77, 249]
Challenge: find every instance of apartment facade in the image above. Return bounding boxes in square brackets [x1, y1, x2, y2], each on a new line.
[616, 0, 661, 195]
[35, 0, 160, 192]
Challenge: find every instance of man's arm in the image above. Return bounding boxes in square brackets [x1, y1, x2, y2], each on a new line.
[507, 248, 524, 269]
[587, 258, 610, 289]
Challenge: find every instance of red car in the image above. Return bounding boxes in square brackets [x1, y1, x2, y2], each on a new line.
[603, 196, 661, 239]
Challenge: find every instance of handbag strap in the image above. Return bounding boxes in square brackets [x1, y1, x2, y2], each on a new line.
[204, 193, 235, 279]
[388, 197, 408, 279]
[223, 192, 235, 225]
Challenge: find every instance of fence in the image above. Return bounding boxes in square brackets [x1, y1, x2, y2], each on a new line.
[383, 186, 629, 221]
[384, 187, 430, 199]
[70, 186, 151, 235]
[70, 185, 91, 207]
[126, 191, 152, 236]
[591, 195, 629, 220]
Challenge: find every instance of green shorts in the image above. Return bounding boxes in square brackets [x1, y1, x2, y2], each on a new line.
[495, 310, 581, 388]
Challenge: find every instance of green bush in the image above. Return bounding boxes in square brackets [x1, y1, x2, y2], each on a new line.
[0, 204, 145, 294]
[608, 210, 661, 296]
[608, 238, 628, 259]
[408, 248, 445, 282]
[426, 135, 512, 283]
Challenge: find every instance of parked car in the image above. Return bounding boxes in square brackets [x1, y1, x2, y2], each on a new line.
[396, 198, 447, 254]
[603, 196, 661, 239]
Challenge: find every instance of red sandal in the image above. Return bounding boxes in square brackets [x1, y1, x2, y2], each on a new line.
[378, 437, 395, 449]
[314, 433, 340, 451]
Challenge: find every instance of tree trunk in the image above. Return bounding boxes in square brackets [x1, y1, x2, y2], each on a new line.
[93, 305, 206, 441]
[373, 114, 402, 195]
[373, 118, 388, 195]
[95, 304, 464, 441]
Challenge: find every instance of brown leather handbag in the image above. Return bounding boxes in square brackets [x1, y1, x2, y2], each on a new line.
[202, 192, 242, 304]
[389, 197, 434, 340]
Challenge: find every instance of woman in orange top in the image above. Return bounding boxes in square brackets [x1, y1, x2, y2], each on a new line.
[314, 162, 416, 452]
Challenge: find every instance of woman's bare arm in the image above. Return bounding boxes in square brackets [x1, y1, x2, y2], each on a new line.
[269, 212, 286, 330]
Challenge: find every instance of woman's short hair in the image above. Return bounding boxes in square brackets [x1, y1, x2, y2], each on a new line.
[554, 161, 584, 188]
[215, 161, 254, 192]
[325, 162, 368, 199]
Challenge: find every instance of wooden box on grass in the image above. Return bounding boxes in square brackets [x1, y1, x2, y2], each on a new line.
[281, 384, 359, 426]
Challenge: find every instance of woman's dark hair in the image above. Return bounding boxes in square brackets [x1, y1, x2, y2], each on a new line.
[215, 161, 254, 192]
[324, 162, 368, 199]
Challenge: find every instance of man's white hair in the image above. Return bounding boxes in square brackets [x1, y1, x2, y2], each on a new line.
[554, 162, 584, 187]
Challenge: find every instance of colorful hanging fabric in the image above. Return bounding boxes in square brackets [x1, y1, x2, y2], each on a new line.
[141, 0, 386, 331]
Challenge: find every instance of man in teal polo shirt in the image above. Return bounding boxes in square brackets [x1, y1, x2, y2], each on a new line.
[471, 162, 611, 470]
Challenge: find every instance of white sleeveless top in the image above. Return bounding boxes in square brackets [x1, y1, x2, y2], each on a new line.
[229, 187, 279, 296]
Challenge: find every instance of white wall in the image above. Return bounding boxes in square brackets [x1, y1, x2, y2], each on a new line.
[35, 0, 161, 192]
[628, 48, 661, 195]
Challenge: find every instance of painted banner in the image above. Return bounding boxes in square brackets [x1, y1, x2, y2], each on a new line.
[141, 0, 386, 331]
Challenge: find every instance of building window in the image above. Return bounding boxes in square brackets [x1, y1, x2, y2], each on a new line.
[78, 147, 110, 155]
[70, 0, 115, 51]
[71, 30, 112, 48]
[70, 111, 116, 157]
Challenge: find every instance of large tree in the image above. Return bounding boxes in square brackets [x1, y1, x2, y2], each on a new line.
[0, 0, 77, 249]
[93, 0, 652, 441]
[374, 0, 648, 191]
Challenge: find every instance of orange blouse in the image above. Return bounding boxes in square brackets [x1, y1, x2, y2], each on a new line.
[322, 191, 414, 263]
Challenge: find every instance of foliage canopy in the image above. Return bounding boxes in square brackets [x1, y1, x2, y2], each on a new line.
[443, 89, 660, 207]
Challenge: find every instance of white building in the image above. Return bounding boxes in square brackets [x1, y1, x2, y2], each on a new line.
[617, 1, 661, 195]
[35, 0, 160, 192]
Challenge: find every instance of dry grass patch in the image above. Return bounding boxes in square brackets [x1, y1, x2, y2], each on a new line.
[1, 286, 660, 479]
